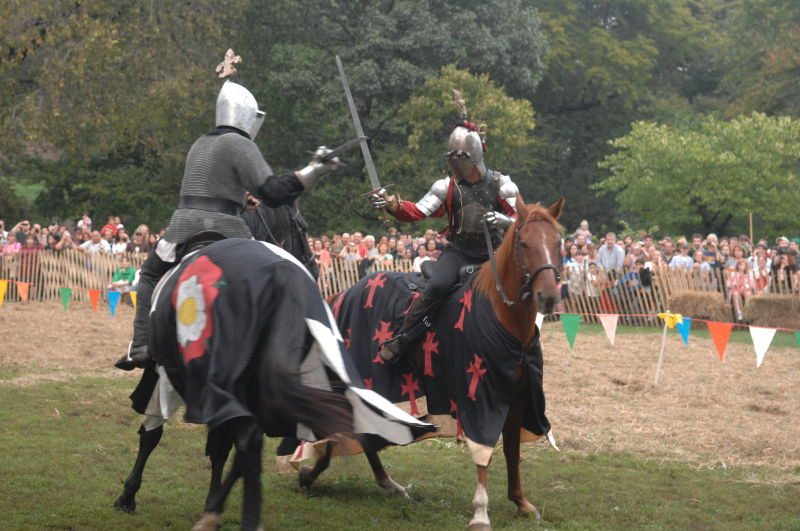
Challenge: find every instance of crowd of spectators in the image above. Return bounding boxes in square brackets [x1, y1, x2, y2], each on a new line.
[2, 213, 797, 318]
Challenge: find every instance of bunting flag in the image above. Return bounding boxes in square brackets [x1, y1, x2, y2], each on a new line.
[657, 312, 683, 329]
[0, 279, 7, 306]
[60, 287, 72, 311]
[107, 290, 121, 317]
[676, 317, 692, 345]
[16, 281, 30, 302]
[130, 291, 138, 309]
[535, 312, 545, 331]
[795, 331, 800, 348]
[707, 321, 734, 362]
[597, 314, 619, 347]
[749, 326, 777, 368]
[560, 313, 580, 349]
[87, 289, 101, 312]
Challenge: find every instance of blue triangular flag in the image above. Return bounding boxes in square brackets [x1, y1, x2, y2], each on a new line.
[676, 317, 692, 345]
[108, 290, 121, 317]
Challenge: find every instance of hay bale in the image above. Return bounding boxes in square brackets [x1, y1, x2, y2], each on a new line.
[745, 294, 800, 329]
[667, 291, 731, 323]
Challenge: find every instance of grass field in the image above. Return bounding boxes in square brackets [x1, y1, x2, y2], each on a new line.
[1, 302, 799, 530]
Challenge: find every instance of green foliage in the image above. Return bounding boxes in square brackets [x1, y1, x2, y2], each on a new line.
[597, 113, 800, 236]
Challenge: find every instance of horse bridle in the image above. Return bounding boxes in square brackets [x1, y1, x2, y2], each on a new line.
[483, 216, 562, 307]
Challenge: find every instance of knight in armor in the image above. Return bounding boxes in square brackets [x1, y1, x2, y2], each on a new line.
[369, 91, 520, 363]
[115, 50, 340, 371]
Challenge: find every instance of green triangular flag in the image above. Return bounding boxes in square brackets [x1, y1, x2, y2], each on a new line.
[561, 313, 581, 349]
[60, 287, 72, 311]
[795, 331, 800, 348]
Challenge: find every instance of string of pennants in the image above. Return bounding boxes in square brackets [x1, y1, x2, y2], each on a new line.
[539, 310, 800, 370]
[0, 279, 136, 317]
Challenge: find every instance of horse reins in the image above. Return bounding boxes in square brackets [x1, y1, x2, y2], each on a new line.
[482, 217, 561, 307]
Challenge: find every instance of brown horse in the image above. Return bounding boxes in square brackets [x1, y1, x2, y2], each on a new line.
[300, 196, 565, 529]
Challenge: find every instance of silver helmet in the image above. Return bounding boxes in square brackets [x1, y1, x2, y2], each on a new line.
[446, 125, 486, 181]
[215, 80, 265, 140]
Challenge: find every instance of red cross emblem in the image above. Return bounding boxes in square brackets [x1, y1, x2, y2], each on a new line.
[450, 399, 464, 438]
[363, 273, 387, 309]
[372, 320, 394, 364]
[422, 331, 439, 378]
[363, 377, 373, 390]
[454, 288, 473, 331]
[400, 373, 421, 416]
[465, 353, 487, 401]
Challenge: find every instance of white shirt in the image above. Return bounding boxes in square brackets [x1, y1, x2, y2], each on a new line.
[80, 239, 111, 254]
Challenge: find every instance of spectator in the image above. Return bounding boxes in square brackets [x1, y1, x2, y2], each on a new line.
[147, 233, 159, 248]
[330, 233, 344, 255]
[412, 246, 431, 272]
[726, 259, 752, 322]
[2, 232, 21, 255]
[0, 219, 7, 243]
[362, 235, 378, 258]
[312, 239, 331, 271]
[44, 232, 60, 251]
[426, 238, 441, 260]
[79, 230, 111, 254]
[571, 219, 592, 242]
[127, 230, 151, 254]
[750, 255, 770, 294]
[703, 233, 721, 269]
[563, 243, 579, 265]
[624, 242, 646, 271]
[54, 231, 78, 251]
[101, 216, 119, 238]
[108, 255, 137, 294]
[724, 244, 747, 270]
[598, 232, 625, 275]
[375, 242, 394, 267]
[341, 241, 361, 263]
[771, 252, 796, 293]
[669, 243, 694, 270]
[112, 229, 130, 254]
[691, 233, 704, 255]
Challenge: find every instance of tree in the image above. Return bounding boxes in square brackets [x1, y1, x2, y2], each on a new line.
[596, 113, 800, 236]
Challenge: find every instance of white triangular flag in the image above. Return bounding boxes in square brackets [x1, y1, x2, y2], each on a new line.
[597, 314, 619, 347]
[749, 326, 777, 368]
[535, 312, 545, 330]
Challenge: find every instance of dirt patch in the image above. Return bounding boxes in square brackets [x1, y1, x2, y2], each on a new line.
[1, 302, 799, 472]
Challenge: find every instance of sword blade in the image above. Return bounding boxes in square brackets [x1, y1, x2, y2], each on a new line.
[319, 135, 369, 162]
[336, 55, 382, 190]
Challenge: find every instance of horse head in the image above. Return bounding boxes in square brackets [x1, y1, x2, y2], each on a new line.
[510, 194, 565, 314]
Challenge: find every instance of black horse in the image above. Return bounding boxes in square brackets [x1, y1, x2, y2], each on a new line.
[114, 203, 305, 515]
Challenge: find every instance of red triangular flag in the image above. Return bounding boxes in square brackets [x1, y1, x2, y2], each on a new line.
[87, 289, 101, 312]
[707, 321, 734, 362]
[16, 281, 30, 302]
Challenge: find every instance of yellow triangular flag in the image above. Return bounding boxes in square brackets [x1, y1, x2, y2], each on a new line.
[657, 312, 683, 329]
[130, 291, 137, 309]
[0, 279, 7, 306]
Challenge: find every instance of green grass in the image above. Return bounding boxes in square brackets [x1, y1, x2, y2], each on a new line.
[1, 376, 799, 530]
[563, 321, 800, 349]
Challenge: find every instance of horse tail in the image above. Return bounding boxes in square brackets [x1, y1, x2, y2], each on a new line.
[274, 377, 354, 440]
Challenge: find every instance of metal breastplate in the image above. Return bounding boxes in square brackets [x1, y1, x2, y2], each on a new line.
[450, 171, 502, 256]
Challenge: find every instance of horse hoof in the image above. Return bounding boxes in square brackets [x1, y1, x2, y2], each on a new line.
[113, 495, 135, 514]
[191, 512, 221, 531]
[467, 521, 491, 531]
[298, 467, 315, 489]
[516, 501, 541, 520]
[378, 477, 409, 498]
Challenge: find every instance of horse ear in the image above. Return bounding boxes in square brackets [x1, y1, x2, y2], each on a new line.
[515, 193, 528, 222]
[547, 197, 566, 220]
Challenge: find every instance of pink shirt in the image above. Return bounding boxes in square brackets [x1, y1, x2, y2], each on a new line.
[2, 242, 21, 255]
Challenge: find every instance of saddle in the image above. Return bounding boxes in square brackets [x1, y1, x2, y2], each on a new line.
[176, 230, 227, 260]
[419, 260, 481, 284]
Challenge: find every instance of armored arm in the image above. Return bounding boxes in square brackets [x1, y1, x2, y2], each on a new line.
[370, 178, 449, 222]
[496, 173, 519, 214]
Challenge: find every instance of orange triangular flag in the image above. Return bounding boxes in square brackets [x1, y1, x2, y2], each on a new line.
[16, 281, 30, 302]
[0, 279, 7, 306]
[707, 321, 734, 361]
[87, 289, 101, 312]
[597, 314, 619, 347]
[130, 291, 137, 309]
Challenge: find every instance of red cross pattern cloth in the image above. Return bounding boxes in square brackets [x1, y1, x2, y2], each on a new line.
[333, 270, 551, 459]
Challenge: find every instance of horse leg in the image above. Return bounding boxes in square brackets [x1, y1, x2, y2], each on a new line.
[113, 417, 165, 513]
[234, 419, 264, 531]
[192, 426, 234, 531]
[468, 464, 491, 530]
[365, 449, 409, 498]
[298, 441, 334, 489]
[503, 396, 540, 519]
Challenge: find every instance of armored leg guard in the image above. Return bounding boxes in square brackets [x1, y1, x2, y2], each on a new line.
[115, 251, 173, 371]
[379, 293, 440, 363]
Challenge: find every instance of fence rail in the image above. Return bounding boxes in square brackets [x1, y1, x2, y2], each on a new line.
[1, 251, 796, 326]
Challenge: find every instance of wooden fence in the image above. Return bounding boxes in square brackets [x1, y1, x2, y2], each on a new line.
[1, 251, 796, 327]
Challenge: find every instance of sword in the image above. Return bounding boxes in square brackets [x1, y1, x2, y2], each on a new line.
[336, 55, 382, 192]
[318, 135, 368, 162]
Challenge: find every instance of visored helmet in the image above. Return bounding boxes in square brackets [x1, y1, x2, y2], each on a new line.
[215, 80, 265, 140]
[445, 89, 486, 181]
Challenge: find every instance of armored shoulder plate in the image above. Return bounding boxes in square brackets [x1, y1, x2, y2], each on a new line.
[496, 172, 519, 210]
[415, 177, 450, 216]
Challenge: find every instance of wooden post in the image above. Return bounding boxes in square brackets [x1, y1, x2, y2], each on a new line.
[654, 310, 670, 386]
